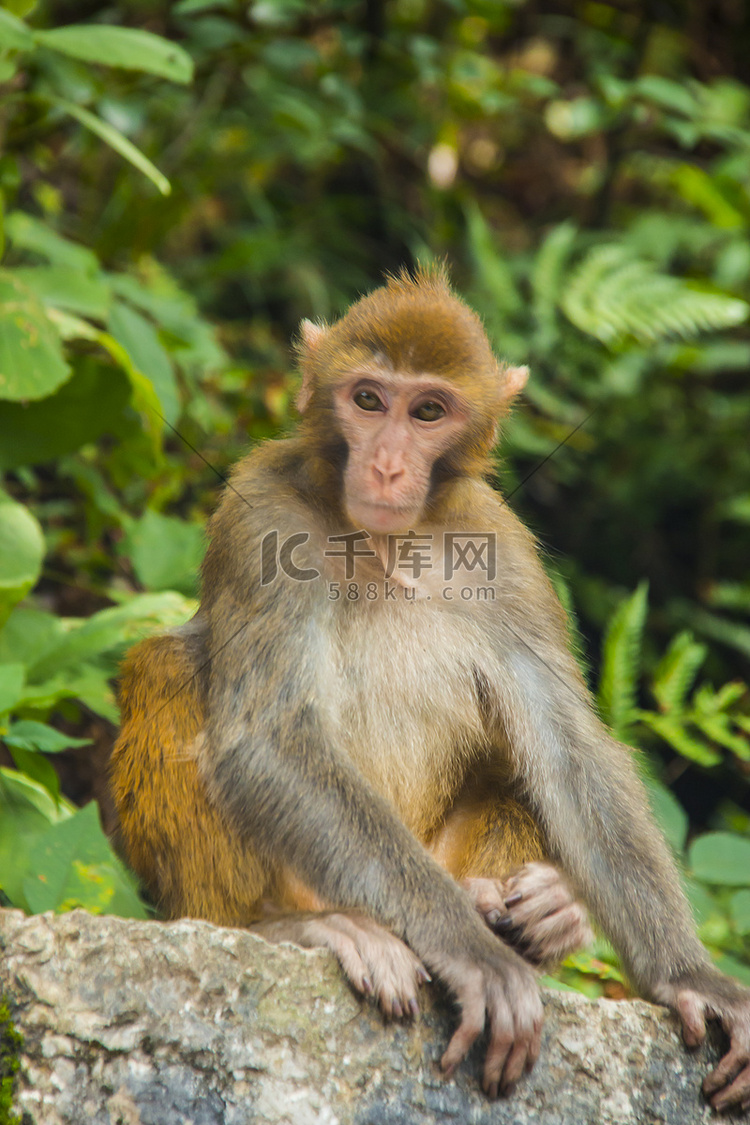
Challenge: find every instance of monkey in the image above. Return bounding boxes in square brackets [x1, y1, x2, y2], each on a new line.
[110, 267, 750, 1110]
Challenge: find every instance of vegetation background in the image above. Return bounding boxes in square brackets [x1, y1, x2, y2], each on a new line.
[1, 0, 749, 996]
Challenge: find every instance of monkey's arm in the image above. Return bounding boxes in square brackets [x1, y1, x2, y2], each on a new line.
[495, 640, 750, 1112]
[198, 564, 541, 1096]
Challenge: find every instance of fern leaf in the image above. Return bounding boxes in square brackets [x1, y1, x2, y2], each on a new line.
[561, 244, 748, 346]
[637, 712, 722, 767]
[651, 630, 707, 713]
[691, 715, 750, 760]
[597, 581, 648, 737]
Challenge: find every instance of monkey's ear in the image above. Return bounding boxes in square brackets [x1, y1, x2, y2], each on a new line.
[296, 319, 328, 413]
[503, 364, 529, 402]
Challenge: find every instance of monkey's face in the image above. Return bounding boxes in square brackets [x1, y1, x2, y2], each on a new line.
[333, 368, 470, 534]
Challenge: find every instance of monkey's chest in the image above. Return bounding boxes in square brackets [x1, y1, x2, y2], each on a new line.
[320, 602, 490, 835]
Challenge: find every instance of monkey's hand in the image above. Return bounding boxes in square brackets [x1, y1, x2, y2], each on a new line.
[654, 970, 750, 1113]
[463, 863, 593, 967]
[434, 938, 544, 1098]
[252, 911, 430, 1020]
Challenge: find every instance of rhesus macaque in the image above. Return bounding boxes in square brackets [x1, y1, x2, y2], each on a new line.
[111, 268, 750, 1109]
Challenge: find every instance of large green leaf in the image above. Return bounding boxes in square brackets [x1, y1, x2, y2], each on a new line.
[0, 9, 35, 51]
[35, 24, 193, 84]
[0, 492, 44, 626]
[5, 211, 99, 274]
[0, 358, 131, 470]
[22, 801, 148, 918]
[0, 767, 72, 911]
[0, 269, 71, 401]
[689, 832, 750, 886]
[0, 605, 65, 670]
[0, 663, 25, 715]
[122, 509, 205, 595]
[30, 591, 195, 681]
[4, 720, 91, 754]
[644, 777, 689, 852]
[13, 265, 111, 320]
[109, 301, 180, 425]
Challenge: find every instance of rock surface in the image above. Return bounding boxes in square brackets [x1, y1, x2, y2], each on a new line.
[0, 907, 725, 1125]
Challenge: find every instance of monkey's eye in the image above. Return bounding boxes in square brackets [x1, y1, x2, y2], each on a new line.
[353, 389, 383, 412]
[413, 400, 445, 422]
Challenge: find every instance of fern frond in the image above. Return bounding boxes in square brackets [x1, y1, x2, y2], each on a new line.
[651, 630, 707, 713]
[597, 581, 648, 737]
[561, 244, 748, 345]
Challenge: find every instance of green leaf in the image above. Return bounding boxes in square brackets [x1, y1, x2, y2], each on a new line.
[12, 265, 111, 320]
[691, 714, 750, 760]
[0, 492, 44, 626]
[30, 591, 195, 681]
[644, 778, 689, 852]
[22, 801, 148, 918]
[0, 268, 71, 401]
[109, 301, 180, 425]
[122, 509, 204, 595]
[0, 766, 73, 910]
[691, 610, 750, 660]
[7, 744, 60, 802]
[730, 889, 750, 936]
[597, 581, 648, 737]
[712, 953, 750, 988]
[637, 712, 722, 767]
[4, 720, 91, 753]
[4, 211, 99, 274]
[0, 663, 25, 715]
[651, 631, 707, 713]
[50, 98, 172, 196]
[35, 25, 193, 84]
[635, 75, 699, 117]
[464, 201, 522, 316]
[0, 356, 132, 471]
[0, 9, 35, 51]
[720, 496, 750, 524]
[562, 245, 749, 345]
[689, 832, 750, 886]
[46, 308, 165, 453]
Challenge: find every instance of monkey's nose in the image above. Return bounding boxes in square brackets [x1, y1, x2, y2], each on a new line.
[372, 453, 405, 487]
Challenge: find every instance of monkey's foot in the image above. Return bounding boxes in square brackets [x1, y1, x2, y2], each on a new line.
[252, 911, 430, 1019]
[463, 862, 592, 967]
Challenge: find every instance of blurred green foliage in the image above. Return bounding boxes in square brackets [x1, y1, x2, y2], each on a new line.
[0, 0, 749, 989]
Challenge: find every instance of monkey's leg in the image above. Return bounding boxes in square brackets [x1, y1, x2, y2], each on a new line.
[110, 631, 270, 925]
[429, 792, 591, 966]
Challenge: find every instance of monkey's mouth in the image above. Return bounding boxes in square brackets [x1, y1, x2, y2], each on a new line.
[347, 499, 420, 535]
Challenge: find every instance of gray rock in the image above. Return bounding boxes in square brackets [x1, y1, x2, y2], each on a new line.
[0, 908, 725, 1124]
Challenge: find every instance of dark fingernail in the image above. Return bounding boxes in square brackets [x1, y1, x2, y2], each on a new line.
[409, 997, 420, 1017]
[494, 915, 514, 931]
[418, 968, 432, 984]
[505, 892, 523, 907]
[362, 976, 373, 995]
[392, 998, 403, 1019]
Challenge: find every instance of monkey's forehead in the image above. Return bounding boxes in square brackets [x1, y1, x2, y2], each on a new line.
[324, 298, 501, 388]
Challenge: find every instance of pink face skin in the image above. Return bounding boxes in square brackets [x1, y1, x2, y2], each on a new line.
[333, 368, 471, 534]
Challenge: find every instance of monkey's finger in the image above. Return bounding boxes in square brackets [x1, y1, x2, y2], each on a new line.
[704, 1041, 750, 1096]
[707, 1060, 750, 1112]
[440, 976, 486, 1075]
[520, 904, 594, 962]
[676, 991, 707, 1048]
[505, 882, 571, 927]
[326, 932, 374, 998]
